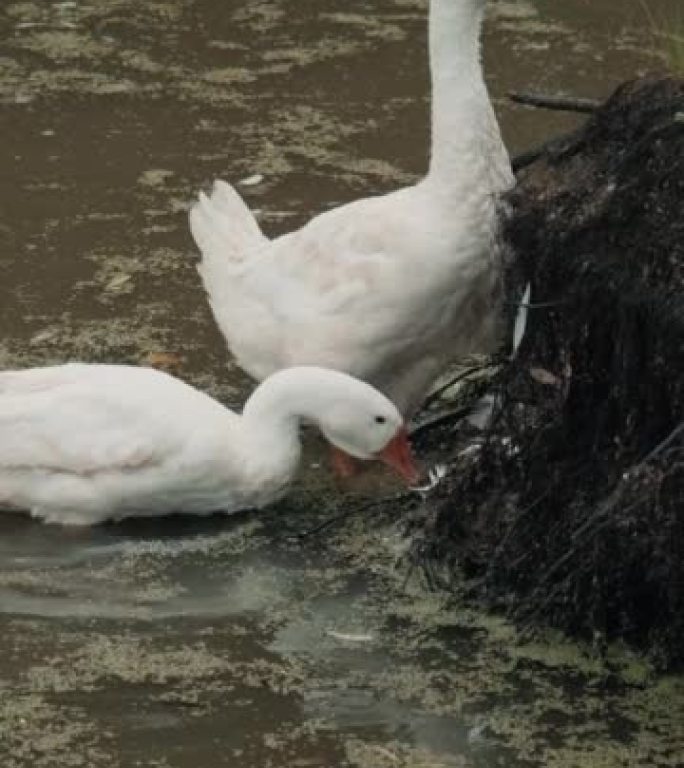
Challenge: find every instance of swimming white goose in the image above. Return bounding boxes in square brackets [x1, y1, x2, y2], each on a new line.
[189, 0, 512, 418]
[0, 364, 417, 526]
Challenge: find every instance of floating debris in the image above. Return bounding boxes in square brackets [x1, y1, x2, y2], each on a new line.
[238, 173, 264, 187]
[325, 629, 374, 643]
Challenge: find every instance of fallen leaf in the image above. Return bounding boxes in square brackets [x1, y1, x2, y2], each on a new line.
[529, 367, 560, 386]
[143, 352, 183, 371]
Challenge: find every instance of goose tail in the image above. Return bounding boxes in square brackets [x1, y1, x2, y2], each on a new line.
[189, 180, 268, 281]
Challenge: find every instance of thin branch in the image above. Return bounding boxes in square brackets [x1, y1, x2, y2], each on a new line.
[640, 421, 684, 466]
[511, 132, 575, 173]
[509, 90, 601, 114]
[503, 300, 568, 310]
[535, 491, 642, 591]
[488, 487, 555, 566]
[293, 492, 414, 539]
[422, 363, 497, 410]
[409, 406, 471, 438]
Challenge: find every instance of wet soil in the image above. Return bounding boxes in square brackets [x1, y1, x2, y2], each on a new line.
[1, 1, 684, 766]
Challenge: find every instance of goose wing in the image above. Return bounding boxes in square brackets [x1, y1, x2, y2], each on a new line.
[0, 364, 216, 475]
[192, 185, 429, 376]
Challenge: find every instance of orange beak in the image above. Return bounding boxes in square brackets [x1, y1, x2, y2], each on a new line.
[376, 427, 420, 485]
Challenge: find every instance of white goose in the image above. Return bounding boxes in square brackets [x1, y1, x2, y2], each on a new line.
[190, 0, 512, 421]
[0, 364, 417, 526]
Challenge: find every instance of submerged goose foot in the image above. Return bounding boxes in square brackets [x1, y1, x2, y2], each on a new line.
[330, 446, 362, 479]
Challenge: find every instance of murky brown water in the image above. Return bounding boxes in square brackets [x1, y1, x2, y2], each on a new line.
[2, 1, 684, 766]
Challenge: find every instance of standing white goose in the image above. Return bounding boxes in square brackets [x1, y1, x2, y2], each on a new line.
[0, 364, 417, 525]
[189, 0, 512, 419]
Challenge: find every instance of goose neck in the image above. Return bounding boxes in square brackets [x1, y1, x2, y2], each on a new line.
[429, 0, 486, 83]
[427, 0, 490, 182]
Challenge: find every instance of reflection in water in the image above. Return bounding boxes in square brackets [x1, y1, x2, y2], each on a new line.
[1, 1, 683, 766]
[0, 507, 484, 765]
[0, 511, 268, 618]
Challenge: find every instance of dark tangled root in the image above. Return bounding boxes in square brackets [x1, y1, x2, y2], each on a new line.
[427, 77, 684, 669]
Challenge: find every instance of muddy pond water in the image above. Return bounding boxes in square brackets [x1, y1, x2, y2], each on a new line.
[1, 1, 684, 766]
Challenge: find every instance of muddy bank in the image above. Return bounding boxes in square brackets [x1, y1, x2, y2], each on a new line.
[420, 77, 684, 669]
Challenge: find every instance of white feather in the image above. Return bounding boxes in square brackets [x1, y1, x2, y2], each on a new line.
[512, 282, 531, 358]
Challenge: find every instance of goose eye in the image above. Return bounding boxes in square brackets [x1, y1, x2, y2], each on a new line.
[375, 416, 386, 425]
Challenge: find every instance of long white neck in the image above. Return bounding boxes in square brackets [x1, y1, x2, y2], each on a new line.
[426, 0, 505, 189]
[240, 367, 356, 451]
[240, 369, 312, 461]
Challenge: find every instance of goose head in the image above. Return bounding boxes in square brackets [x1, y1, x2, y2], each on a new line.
[316, 387, 418, 484]
[244, 367, 419, 484]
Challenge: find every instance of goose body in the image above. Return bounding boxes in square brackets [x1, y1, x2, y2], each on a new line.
[0, 364, 416, 525]
[190, 0, 513, 417]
